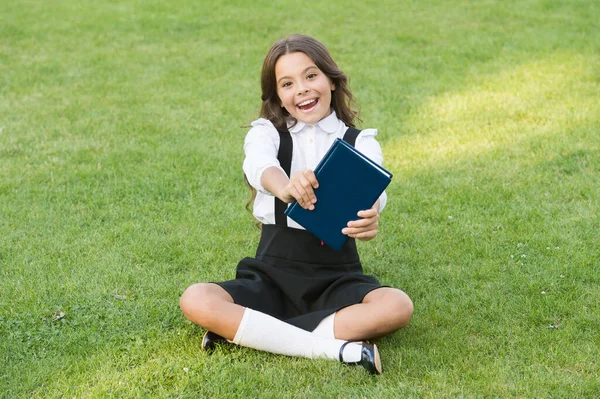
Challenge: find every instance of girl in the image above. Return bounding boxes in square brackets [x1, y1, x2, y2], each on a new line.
[180, 34, 413, 375]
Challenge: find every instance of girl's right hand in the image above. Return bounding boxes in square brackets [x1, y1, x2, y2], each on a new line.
[281, 169, 319, 210]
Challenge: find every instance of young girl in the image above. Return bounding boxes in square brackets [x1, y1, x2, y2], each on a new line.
[180, 34, 413, 375]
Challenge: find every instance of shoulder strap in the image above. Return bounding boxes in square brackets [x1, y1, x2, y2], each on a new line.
[343, 127, 361, 147]
[275, 127, 292, 226]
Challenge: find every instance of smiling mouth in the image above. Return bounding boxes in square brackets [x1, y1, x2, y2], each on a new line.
[297, 98, 318, 110]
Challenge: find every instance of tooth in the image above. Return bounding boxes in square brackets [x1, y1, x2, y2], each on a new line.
[299, 99, 315, 107]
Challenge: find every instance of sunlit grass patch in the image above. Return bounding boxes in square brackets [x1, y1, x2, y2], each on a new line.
[386, 51, 600, 171]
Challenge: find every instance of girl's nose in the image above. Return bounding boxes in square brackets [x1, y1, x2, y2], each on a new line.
[297, 84, 309, 95]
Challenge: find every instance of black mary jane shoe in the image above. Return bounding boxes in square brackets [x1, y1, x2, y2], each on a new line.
[201, 331, 229, 352]
[339, 341, 382, 375]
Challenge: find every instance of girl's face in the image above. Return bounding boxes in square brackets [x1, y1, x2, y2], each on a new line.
[275, 52, 335, 125]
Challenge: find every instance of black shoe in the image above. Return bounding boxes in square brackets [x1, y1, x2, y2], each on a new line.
[201, 331, 229, 352]
[339, 341, 383, 375]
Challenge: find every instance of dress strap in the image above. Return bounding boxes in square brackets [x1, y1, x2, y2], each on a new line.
[342, 127, 361, 147]
[275, 127, 293, 226]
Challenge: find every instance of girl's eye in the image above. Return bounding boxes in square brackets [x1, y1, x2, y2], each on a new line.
[307, 73, 317, 79]
[282, 82, 292, 88]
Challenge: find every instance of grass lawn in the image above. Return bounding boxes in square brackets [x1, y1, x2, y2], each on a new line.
[1, 0, 599, 397]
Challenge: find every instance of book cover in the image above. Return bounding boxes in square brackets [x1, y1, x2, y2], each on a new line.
[284, 138, 392, 250]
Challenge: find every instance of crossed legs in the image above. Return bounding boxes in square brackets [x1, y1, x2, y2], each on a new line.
[180, 283, 412, 374]
[179, 283, 413, 341]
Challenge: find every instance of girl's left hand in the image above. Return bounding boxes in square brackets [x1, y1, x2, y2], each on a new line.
[342, 207, 379, 241]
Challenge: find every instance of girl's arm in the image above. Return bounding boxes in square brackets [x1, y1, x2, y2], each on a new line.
[261, 166, 319, 211]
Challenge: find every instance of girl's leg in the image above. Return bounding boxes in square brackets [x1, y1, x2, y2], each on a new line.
[179, 283, 379, 372]
[179, 283, 244, 340]
[334, 287, 414, 341]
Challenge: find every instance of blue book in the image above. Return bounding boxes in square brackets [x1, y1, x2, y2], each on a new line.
[284, 138, 392, 250]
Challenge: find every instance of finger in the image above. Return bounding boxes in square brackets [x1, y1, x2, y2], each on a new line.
[303, 170, 319, 189]
[294, 171, 317, 205]
[290, 171, 315, 207]
[288, 175, 309, 206]
[287, 185, 306, 207]
[342, 220, 379, 236]
[347, 214, 379, 228]
[290, 183, 315, 210]
[355, 230, 377, 241]
[357, 208, 378, 218]
[344, 228, 378, 240]
[298, 175, 317, 204]
[293, 181, 315, 209]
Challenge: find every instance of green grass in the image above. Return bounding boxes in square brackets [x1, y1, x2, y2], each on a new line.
[1, 0, 599, 397]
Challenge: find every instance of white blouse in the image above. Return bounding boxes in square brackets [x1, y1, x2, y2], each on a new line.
[242, 111, 388, 228]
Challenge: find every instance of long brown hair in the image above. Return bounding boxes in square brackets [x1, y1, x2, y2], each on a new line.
[246, 35, 360, 220]
[260, 34, 360, 129]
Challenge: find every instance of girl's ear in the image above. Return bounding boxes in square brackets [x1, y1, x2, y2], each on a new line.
[330, 80, 336, 91]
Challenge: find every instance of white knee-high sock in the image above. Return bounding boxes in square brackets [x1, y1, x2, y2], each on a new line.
[233, 308, 361, 362]
[312, 312, 336, 339]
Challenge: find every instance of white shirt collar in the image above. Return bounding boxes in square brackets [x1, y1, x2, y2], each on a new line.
[288, 110, 340, 134]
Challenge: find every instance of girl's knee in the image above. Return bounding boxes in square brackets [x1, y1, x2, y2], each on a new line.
[383, 289, 414, 328]
[393, 291, 414, 327]
[180, 284, 200, 317]
[364, 287, 414, 329]
[180, 283, 220, 320]
[180, 283, 235, 325]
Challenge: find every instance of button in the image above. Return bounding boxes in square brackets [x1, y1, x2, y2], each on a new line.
[309, 138, 313, 143]
[308, 125, 313, 129]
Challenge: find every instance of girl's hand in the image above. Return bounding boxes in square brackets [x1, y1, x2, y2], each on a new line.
[280, 169, 319, 210]
[342, 206, 379, 241]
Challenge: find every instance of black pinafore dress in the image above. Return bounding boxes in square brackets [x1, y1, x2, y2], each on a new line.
[217, 127, 382, 332]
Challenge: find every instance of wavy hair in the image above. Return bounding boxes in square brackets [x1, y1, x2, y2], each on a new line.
[260, 34, 360, 129]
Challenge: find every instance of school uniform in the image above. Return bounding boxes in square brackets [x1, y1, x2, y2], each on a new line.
[217, 111, 387, 332]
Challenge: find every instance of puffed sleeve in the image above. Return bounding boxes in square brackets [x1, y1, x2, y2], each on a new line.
[354, 128, 388, 213]
[242, 119, 286, 194]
